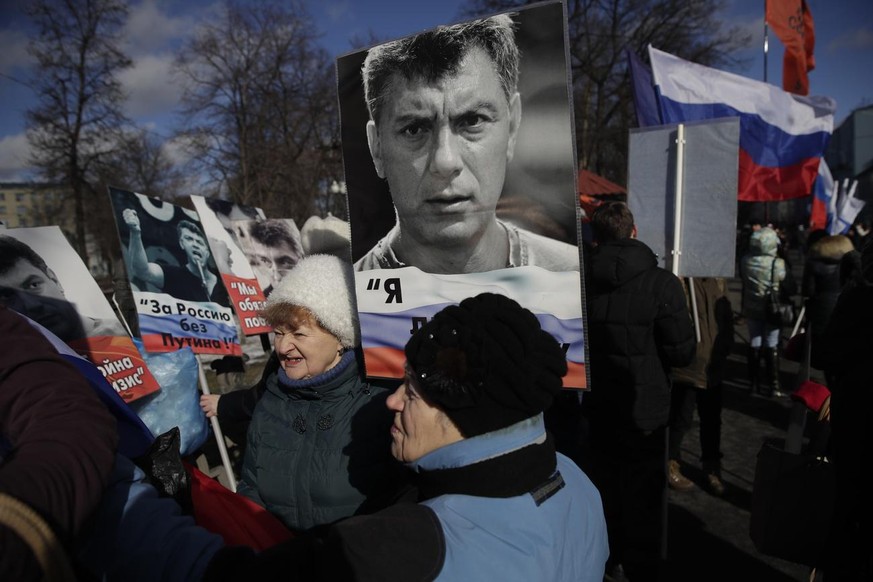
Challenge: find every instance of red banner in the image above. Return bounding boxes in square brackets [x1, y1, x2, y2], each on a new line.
[221, 273, 271, 335]
[69, 335, 161, 402]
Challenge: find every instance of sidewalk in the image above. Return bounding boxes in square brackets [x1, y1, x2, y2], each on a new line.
[663, 276, 814, 581]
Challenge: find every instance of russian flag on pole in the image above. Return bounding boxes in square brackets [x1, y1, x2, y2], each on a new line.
[810, 159, 834, 231]
[830, 179, 866, 235]
[626, 47, 661, 127]
[648, 46, 835, 202]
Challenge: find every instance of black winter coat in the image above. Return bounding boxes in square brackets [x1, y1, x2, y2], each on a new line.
[802, 256, 843, 338]
[814, 282, 873, 577]
[583, 239, 696, 431]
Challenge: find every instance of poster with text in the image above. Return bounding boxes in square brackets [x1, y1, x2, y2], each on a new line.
[190, 195, 271, 335]
[108, 187, 241, 355]
[337, 1, 587, 387]
[0, 226, 161, 401]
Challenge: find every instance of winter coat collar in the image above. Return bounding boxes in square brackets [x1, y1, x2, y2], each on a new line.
[407, 415, 557, 500]
[274, 349, 358, 401]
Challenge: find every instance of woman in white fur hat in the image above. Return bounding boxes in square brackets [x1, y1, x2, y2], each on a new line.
[230, 254, 401, 532]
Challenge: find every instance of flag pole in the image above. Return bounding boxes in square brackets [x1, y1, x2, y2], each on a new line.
[763, 0, 769, 84]
[672, 123, 686, 277]
[672, 123, 700, 342]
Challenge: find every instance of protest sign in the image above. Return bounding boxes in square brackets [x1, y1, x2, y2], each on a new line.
[108, 187, 241, 355]
[337, 2, 586, 387]
[0, 226, 160, 401]
[190, 195, 271, 334]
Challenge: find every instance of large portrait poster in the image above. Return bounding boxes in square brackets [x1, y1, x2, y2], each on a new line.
[337, 1, 587, 387]
[0, 226, 160, 401]
[190, 195, 271, 335]
[108, 187, 241, 356]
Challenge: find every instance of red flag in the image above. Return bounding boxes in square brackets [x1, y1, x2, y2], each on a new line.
[186, 462, 293, 550]
[766, 0, 815, 95]
[802, 1, 815, 71]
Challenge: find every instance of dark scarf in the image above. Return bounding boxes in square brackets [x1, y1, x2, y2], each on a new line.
[413, 433, 558, 502]
[275, 349, 355, 398]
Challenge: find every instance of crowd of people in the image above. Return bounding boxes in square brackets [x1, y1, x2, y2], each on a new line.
[2, 9, 871, 582]
[9, 196, 869, 581]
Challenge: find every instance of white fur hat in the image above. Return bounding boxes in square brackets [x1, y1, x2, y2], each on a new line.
[264, 254, 360, 348]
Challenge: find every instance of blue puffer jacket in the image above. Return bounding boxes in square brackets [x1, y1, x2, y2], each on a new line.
[200, 415, 608, 582]
[740, 227, 786, 320]
[416, 415, 609, 582]
[237, 351, 398, 531]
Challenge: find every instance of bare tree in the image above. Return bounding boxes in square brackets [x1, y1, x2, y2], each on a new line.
[459, 0, 752, 185]
[24, 0, 133, 256]
[102, 129, 187, 199]
[174, 1, 343, 222]
[82, 129, 193, 265]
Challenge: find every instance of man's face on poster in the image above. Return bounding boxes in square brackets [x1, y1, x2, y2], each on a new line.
[180, 228, 210, 268]
[0, 258, 66, 300]
[0, 259, 86, 342]
[248, 238, 300, 293]
[366, 47, 521, 248]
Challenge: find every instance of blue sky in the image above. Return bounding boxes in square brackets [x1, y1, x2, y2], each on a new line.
[0, 0, 871, 182]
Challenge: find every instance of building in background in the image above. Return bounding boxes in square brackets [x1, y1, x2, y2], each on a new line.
[0, 182, 111, 282]
[827, 104, 873, 205]
[0, 182, 71, 229]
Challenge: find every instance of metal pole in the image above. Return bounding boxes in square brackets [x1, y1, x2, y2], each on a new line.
[673, 124, 699, 341]
[689, 279, 701, 343]
[763, 0, 769, 84]
[791, 304, 805, 339]
[196, 356, 237, 492]
[672, 124, 686, 275]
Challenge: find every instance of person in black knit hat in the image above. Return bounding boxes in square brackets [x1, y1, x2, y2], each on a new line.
[402, 292, 567, 438]
[205, 292, 608, 582]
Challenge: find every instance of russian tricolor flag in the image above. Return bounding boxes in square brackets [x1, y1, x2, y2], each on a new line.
[648, 46, 835, 202]
[810, 159, 835, 231]
[355, 266, 587, 389]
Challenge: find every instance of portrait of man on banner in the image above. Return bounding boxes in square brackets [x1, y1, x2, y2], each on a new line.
[234, 218, 304, 299]
[109, 187, 240, 356]
[337, 1, 587, 387]
[191, 195, 272, 335]
[0, 226, 160, 401]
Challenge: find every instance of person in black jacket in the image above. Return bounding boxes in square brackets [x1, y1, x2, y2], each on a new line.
[815, 239, 873, 580]
[580, 202, 695, 582]
[802, 234, 854, 369]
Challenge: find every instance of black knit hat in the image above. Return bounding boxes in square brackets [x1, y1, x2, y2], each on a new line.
[404, 293, 567, 437]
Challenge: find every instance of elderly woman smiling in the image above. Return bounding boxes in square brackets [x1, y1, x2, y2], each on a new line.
[205, 294, 608, 582]
[234, 254, 400, 532]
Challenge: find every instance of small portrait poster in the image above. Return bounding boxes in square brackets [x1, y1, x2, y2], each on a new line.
[232, 218, 305, 299]
[108, 187, 241, 356]
[190, 195, 271, 335]
[0, 226, 160, 402]
[337, 1, 587, 387]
